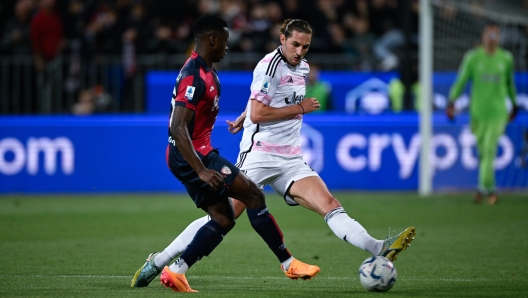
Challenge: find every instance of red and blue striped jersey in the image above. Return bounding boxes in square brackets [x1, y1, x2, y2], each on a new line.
[168, 51, 221, 162]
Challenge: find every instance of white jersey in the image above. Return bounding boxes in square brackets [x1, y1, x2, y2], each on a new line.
[237, 47, 310, 166]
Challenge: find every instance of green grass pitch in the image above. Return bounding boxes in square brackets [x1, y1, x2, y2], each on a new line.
[1, 192, 527, 297]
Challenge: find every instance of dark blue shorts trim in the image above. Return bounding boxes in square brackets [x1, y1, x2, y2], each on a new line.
[169, 149, 240, 208]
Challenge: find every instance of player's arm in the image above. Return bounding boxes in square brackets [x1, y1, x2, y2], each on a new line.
[170, 106, 224, 188]
[506, 53, 518, 121]
[226, 109, 246, 134]
[449, 51, 473, 101]
[447, 51, 473, 119]
[247, 60, 319, 124]
[249, 97, 320, 124]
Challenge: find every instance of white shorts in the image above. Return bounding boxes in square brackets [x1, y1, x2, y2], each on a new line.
[236, 151, 319, 206]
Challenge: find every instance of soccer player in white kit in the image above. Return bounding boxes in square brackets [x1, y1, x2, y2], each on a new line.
[131, 19, 416, 287]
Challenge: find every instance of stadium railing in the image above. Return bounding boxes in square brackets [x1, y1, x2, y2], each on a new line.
[0, 53, 361, 115]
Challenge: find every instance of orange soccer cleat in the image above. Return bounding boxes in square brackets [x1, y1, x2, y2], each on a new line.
[282, 259, 320, 280]
[159, 266, 197, 293]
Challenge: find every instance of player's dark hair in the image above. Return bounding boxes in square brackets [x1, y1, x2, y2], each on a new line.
[279, 19, 312, 39]
[193, 14, 228, 38]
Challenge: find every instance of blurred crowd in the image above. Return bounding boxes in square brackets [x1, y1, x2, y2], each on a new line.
[2, 0, 527, 115]
[0, 0, 419, 72]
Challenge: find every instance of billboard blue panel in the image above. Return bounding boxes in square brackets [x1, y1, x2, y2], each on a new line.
[145, 71, 398, 114]
[146, 71, 528, 114]
[1, 113, 527, 193]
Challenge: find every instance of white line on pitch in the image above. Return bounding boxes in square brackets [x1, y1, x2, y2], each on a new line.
[0, 274, 490, 282]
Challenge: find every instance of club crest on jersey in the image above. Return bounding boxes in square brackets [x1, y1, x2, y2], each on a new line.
[184, 86, 195, 101]
[221, 165, 232, 175]
[261, 81, 270, 94]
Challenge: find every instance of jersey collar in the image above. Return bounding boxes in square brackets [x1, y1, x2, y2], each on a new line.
[191, 50, 212, 72]
[277, 46, 288, 64]
[277, 46, 299, 70]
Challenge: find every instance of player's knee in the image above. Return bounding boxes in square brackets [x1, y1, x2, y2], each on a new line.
[214, 216, 236, 232]
[319, 197, 342, 214]
[245, 183, 265, 207]
[225, 219, 236, 231]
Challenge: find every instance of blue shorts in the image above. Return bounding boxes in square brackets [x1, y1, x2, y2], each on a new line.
[169, 148, 240, 208]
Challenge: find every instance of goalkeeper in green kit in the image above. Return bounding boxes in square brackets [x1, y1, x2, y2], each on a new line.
[447, 21, 518, 204]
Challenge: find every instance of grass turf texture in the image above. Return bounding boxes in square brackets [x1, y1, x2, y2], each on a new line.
[0, 192, 527, 297]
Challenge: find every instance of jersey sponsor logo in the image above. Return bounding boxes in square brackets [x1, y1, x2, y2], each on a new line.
[184, 86, 195, 101]
[211, 95, 219, 111]
[287, 76, 294, 83]
[256, 141, 262, 146]
[221, 165, 231, 175]
[481, 73, 501, 83]
[261, 81, 270, 94]
[210, 86, 215, 92]
[284, 91, 304, 104]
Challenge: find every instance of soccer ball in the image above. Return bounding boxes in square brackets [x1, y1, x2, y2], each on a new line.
[358, 256, 397, 292]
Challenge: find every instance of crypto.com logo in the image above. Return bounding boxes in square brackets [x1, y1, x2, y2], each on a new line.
[336, 127, 514, 179]
[0, 137, 75, 175]
[300, 124, 324, 172]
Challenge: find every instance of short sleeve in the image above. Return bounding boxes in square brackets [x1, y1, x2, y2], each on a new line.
[174, 68, 206, 111]
[249, 58, 281, 106]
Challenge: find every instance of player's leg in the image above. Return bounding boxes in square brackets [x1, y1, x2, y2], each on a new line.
[274, 159, 414, 261]
[154, 199, 246, 270]
[287, 175, 386, 255]
[472, 118, 488, 202]
[132, 150, 244, 290]
[160, 195, 235, 292]
[480, 120, 507, 204]
[131, 199, 247, 288]
[290, 176, 415, 261]
[228, 169, 320, 280]
[160, 149, 246, 292]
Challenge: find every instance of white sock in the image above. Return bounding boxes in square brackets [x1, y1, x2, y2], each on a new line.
[154, 215, 210, 268]
[169, 258, 189, 274]
[281, 256, 294, 271]
[325, 207, 384, 255]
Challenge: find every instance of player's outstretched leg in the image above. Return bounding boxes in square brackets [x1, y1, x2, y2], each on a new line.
[130, 252, 162, 287]
[130, 216, 210, 288]
[378, 226, 416, 262]
[160, 265, 197, 293]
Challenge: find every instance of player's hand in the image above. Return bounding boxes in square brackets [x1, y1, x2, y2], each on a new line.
[446, 102, 455, 120]
[509, 105, 519, 122]
[299, 97, 320, 114]
[198, 169, 224, 189]
[226, 113, 245, 134]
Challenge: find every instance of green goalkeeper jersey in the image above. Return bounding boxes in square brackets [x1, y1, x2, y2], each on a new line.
[449, 46, 517, 121]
